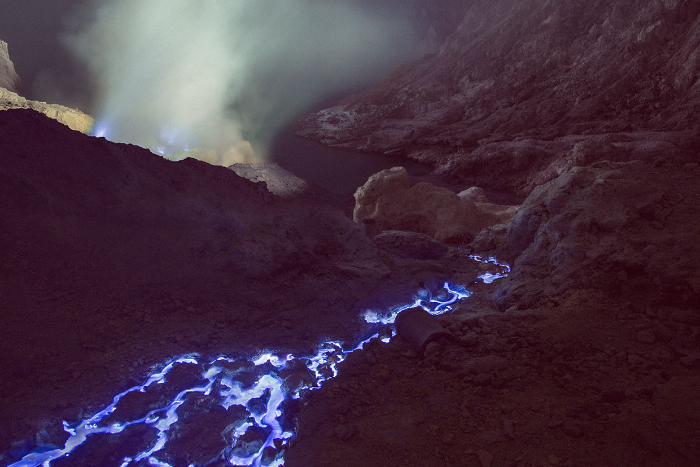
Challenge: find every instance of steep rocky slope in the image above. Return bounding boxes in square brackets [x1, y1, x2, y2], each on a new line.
[0, 109, 397, 454]
[3, 2, 700, 463]
[491, 160, 700, 312]
[1, 87, 94, 133]
[0, 40, 21, 92]
[299, 0, 700, 194]
[0, 41, 93, 133]
[287, 159, 700, 467]
[3, 112, 700, 467]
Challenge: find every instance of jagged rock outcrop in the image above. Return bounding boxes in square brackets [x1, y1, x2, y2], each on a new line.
[299, 0, 700, 194]
[0, 40, 93, 133]
[229, 162, 310, 198]
[0, 87, 94, 133]
[354, 166, 517, 243]
[0, 40, 20, 93]
[488, 160, 700, 311]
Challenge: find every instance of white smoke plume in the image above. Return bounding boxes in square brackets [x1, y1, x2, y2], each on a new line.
[66, 0, 415, 165]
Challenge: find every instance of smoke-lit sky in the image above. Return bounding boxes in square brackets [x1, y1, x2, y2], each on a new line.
[0, 0, 417, 165]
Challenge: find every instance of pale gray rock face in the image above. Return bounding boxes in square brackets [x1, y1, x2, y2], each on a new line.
[353, 166, 517, 244]
[493, 160, 700, 310]
[229, 162, 310, 198]
[0, 87, 93, 133]
[0, 41, 93, 133]
[458, 186, 488, 203]
[0, 40, 21, 93]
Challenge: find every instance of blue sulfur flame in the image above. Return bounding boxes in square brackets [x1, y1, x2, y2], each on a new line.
[90, 121, 192, 159]
[468, 254, 512, 283]
[91, 121, 111, 139]
[8, 257, 509, 467]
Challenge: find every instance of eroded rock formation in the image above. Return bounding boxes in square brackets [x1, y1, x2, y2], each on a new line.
[0, 39, 93, 133]
[0, 40, 21, 93]
[229, 162, 311, 198]
[354, 166, 517, 243]
[0, 87, 94, 134]
[489, 159, 700, 311]
[299, 0, 700, 194]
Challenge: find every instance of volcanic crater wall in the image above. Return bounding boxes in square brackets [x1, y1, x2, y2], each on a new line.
[0, 40, 21, 92]
[298, 0, 700, 194]
[0, 40, 93, 133]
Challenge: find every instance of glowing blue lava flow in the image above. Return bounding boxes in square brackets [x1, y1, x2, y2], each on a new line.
[8, 258, 509, 467]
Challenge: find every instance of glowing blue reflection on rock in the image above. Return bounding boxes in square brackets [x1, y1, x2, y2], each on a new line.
[362, 282, 472, 326]
[469, 254, 511, 283]
[8, 270, 511, 467]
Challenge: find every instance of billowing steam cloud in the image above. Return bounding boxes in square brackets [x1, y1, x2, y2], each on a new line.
[66, 0, 415, 165]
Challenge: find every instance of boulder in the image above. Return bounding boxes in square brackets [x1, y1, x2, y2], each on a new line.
[0, 40, 20, 93]
[354, 167, 517, 244]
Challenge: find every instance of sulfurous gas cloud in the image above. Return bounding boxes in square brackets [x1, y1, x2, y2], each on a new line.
[67, 0, 416, 165]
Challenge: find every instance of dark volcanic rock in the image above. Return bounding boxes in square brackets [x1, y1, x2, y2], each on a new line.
[299, 0, 700, 194]
[0, 109, 391, 453]
[372, 230, 448, 260]
[493, 160, 700, 310]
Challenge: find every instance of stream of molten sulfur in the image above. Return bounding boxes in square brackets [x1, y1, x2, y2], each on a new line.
[9, 257, 509, 467]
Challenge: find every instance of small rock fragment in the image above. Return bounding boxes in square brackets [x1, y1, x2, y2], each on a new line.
[561, 422, 582, 438]
[601, 390, 626, 403]
[477, 449, 494, 467]
[425, 341, 441, 357]
[642, 244, 658, 257]
[680, 355, 699, 368]
[637, 330, 656, 344]
[473, 373, 493, 386]
[628, 353, 647, 365]
[333, 424, 357, 440]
